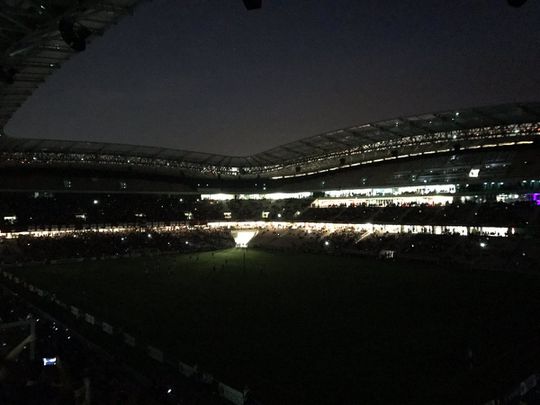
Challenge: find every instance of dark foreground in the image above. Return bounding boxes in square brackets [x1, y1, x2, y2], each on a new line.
[10, 249, 540, 404]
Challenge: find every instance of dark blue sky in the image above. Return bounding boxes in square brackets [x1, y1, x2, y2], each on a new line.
[5, 0, 540, 155]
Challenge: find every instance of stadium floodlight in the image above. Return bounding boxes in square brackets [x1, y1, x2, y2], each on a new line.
[507, 0, 527, 7]
[243, 0, 262, 10]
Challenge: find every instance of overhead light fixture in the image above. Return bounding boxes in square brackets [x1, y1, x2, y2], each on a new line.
[59, 17, 91, 52]
[507, 0, 527, 7]
[243, 0, 262, 10]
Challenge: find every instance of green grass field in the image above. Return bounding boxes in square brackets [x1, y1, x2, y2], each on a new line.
[11, 248, 540, 404]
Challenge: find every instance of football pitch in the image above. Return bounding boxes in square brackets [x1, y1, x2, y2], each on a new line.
[11, 248, 540, 404]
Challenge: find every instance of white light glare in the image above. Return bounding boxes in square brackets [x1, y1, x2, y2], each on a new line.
[233, 230, 257, 248]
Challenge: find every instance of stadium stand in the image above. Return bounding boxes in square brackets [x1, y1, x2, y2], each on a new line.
[0, 227, 234, 264]
[299, 201, 540, 227]
[1, 79, 540, 405]
[3, 1, 539, 403]
[247, 227, 540, 272]
[0, 192, 539, 231]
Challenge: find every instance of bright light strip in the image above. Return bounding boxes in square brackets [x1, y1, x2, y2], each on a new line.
[238, 192, 312, 200]
[201, 193, 235, 201]
[208, 221, 512, 238]
[201, 192, 313, 200]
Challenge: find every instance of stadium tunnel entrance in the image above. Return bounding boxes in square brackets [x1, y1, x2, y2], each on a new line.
[231, 229, 258, 247]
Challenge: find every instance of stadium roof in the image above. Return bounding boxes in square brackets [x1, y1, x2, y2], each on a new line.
[252, 102, 540, 165]
[1, 4, 538, 171]
[1, 102, 539, 169]
[0, 0, 143, 129]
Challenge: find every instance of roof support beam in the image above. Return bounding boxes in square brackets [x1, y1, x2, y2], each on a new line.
[345, 128, 380, 143]
[38, 45, 72, 53]
[275, 144, 305, 158]
[297, 139, 329, 153]
[256, 151, 282, 163]
[11, 78, 45, 83]
[250, 154, 273, 165]
[367, 123, 401, 139]
[200, 153, 223, 165]
[324, 133, 354, 149]
[214, 156, 229, 166]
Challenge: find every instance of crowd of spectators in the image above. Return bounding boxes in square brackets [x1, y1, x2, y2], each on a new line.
[299, 201, 540, 227]
[249, 226, 540, 272]
[1, 223, 536, 273]
[0, 228, 234, 264]
[3, 192, 539, 233]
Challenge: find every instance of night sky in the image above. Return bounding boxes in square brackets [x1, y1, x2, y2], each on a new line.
[5, 0, 540, 156]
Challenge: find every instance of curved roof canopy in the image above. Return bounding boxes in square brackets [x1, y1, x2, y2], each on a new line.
[0, 0, 143, 129]
[1, 102, 539, 169]
[251, 102, 540, 165]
